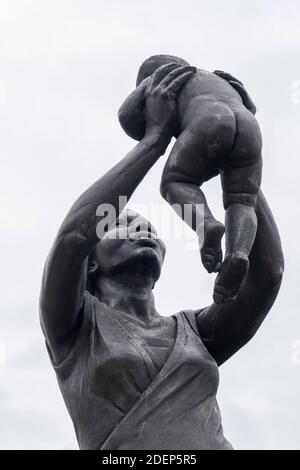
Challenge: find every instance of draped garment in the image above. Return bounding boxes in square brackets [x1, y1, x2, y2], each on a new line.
[46, 291, 232, 450]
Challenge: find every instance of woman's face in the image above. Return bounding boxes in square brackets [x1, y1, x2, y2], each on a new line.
[93, 210, 166, 283]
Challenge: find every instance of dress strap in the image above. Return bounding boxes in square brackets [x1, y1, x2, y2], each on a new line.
[181, 309, 200, 338]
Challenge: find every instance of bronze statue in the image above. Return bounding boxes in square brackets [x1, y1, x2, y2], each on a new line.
[40, 62, 284, 450]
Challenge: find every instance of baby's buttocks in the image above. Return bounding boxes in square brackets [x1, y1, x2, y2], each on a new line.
[177, 70, 245, 158]
[181, 100, 238, 167]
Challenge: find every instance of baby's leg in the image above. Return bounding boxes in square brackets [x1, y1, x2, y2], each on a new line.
[214, 111, 263, 303]
[161, 179, 224, 273]
[160, 126, 232, 273]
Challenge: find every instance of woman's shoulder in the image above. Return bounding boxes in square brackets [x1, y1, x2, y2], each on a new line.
[173, 308, 205, 337]
[46, 290, 98, 372]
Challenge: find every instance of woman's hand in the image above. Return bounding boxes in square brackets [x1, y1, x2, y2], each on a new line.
[144, 63, 196, 140]
[213, 70, 257, 115]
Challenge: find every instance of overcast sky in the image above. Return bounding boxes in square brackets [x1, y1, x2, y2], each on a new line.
[0, 0, 299, 449]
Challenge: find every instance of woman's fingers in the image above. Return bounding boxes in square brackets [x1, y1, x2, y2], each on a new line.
[150, 63, 182, 87]
[143, 63, 196, 138]
[214, 70, 243, 86]
[229, 80, 256, 114]
[229, 81, 248, 103]
[165, 70, 196, 93]
[229, 80, 245, 92]
[214, 70, 256, 115]
[159, 65, 197, 88]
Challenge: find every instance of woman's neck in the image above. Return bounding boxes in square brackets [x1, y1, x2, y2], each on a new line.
[95, 274, 158, 322]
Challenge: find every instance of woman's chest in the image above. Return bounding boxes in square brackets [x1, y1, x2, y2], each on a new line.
[86, 315, 176, 412]
[131, 317, 177, 370]
[83, 309, 220, 414]
[108, 314, 177, 371]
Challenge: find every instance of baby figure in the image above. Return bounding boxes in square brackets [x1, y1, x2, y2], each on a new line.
[118, 55, 262, 304]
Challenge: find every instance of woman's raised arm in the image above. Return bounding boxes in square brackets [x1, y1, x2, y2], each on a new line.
[39, 64, 196, 362]
[196, 190, 284, 365]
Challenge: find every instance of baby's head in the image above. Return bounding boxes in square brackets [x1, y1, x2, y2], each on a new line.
[136, 54, 190, 87]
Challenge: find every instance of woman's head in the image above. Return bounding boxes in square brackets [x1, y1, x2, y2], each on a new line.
[87, 210, 166, 294]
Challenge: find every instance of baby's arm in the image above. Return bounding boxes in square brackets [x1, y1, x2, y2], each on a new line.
[118, 79, 149, 141]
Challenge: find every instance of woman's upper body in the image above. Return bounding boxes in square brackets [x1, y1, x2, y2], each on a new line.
[40, 64, 284, 449]
[48, 291, 233, 449]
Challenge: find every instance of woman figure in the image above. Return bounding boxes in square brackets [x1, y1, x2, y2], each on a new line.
[40, 65, 284, 450]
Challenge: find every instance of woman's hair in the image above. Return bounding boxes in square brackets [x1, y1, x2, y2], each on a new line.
[136, 54, 190, 87]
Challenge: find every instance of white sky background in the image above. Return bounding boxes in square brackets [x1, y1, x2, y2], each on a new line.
[0, 0, 299, 449]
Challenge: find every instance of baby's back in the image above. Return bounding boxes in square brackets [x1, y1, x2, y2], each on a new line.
[177, 69, 244, 131]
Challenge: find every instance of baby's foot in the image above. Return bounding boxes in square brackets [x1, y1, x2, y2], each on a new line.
[198, 220, 225, 273]
[213, 253, 249, 304]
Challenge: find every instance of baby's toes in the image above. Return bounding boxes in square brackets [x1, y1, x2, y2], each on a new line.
[202, 254, 216, 273]
[213, 251, 223, 273]
[213, 253, 249, 303]
[214, 261, 222, 273]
